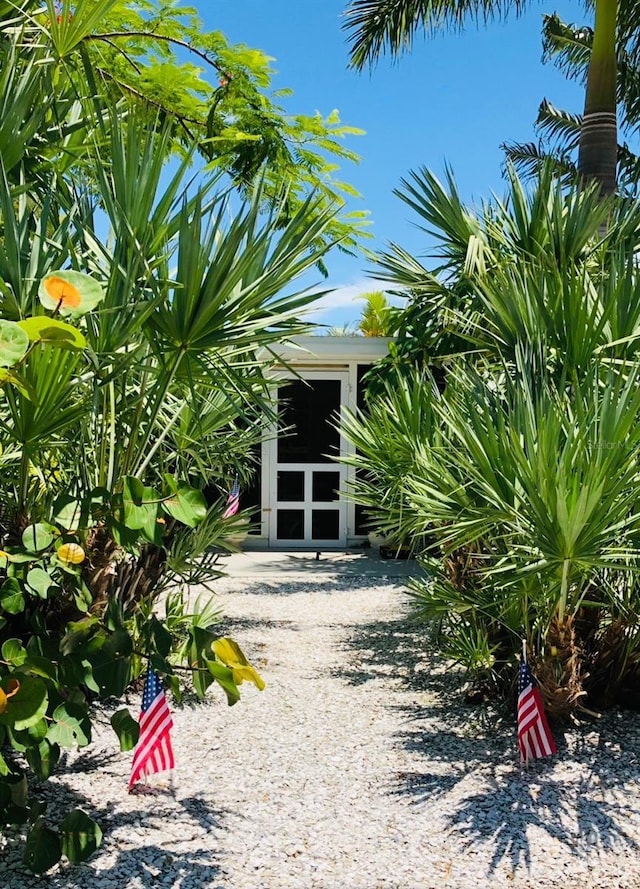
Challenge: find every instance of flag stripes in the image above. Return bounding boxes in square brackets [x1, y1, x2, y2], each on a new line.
[517, 657, 557, 764]
[129, 670, 175, 790]
[223, 476, 240, 518]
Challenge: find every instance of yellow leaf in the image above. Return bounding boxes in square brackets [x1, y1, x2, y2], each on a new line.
[213, 637, 247, 666]
[38, 270, 104, 317]
[57, 542, 85, 564]
[213, 637, 265, 691]
[232, 665, 266, 691]
[17, 316, 87, 350]
[41, 275, 82, 310]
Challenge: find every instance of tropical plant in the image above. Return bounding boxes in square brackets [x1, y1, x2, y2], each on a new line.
[357, 290, 394, 336]
[343, 0, 640, 194]
[321, 291, 394, 336]
[342, 166, 640, 717]
[504, 12, 640, 194]
[0, 3, 345, 874]
[366, 161, 640, 370]
[1, 0, 365, 260]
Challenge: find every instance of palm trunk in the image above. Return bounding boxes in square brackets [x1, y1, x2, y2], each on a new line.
[577, 0, 618, 195]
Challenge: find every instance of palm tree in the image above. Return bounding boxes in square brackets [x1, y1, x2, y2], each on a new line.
[579, 0, 617, 191]
[343, 0, 640, 195]
[504, 11, 640, 194]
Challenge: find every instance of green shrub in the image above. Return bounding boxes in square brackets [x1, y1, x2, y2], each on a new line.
[344, 168, 640, 717]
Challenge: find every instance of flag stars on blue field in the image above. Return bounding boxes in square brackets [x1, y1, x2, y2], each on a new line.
[142, 670, 164, 712]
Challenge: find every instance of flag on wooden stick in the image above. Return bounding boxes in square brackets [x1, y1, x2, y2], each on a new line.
[223, 476, 240, 518]
[517, 642, 557, 764]
[129, 669, 174, 791]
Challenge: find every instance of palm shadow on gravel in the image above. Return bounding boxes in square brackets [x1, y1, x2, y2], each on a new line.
[4, 761, 229, 888]
[443, 762, 639, 876]
[334, 611, 440, 689]
[215, 577, 404, 597]
[335, 609, 640, 877]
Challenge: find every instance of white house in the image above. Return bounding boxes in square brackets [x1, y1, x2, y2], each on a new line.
[245, 335, 392, 548]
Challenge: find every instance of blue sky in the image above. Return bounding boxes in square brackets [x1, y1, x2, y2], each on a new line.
[205, 1, 590, 326]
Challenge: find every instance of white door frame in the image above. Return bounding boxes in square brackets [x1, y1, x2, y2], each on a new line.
[265, 370, 349, 547]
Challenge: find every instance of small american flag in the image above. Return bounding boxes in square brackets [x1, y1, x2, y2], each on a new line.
[128, 669, 174, 790]
[223, 476, 240, 518]
[518, 655, 557, 764]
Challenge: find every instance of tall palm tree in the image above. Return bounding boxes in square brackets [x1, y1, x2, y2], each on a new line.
[343, 0, 637, 195]
[502, 11, 640, 195]
[579, 0, 617, 192]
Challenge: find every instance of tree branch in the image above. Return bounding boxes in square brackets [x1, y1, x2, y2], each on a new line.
[87, 31, 227, 78]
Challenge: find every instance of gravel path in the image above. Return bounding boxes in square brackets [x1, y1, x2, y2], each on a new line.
[3, 573, 640, 889]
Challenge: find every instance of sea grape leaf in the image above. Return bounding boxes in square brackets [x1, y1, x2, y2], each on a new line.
[38, 270, 104, 317]
[0, 319, 29, 367]
[59, 809, 103, 862]
[23, 820, 62, 874]
[22, 655, 58, 682]
[91, 629, 132, 696]
[73, 582, 93, 613]
[106, 516, 140, 548]
[46, 703, 91, 748]
[122, 476, 158, 530]
[59, 617, 100, 655]
[147, 616, 172, 658]
[1, 639, 28, 666]
[22, 523, 57, 553]
[141, 505, 163, 546]
[17, 317, 86, 350]
[0, 675, 47, 730]
[52, 495, 84, 531]
[26, 568, 54, 599]
[26, 718, 48, 742]
[25, 739, 60, 780]
[0, 578, 25, 614]
[162, 477, 207, 527]
[110, 708, 139, 752]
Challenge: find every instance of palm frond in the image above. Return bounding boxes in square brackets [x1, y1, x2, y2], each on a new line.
[542, 12, 592, 80]
[536, 99, 582, 149]
[501, 140, 577, 185]
[617, 143, 640, 195]
[394, 166, 484, 268]
[146, 185, 337, 356]
[343, 0, 529, 69]
[617, 53, 640, 130]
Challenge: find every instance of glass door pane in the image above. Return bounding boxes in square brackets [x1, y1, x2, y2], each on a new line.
[312, 471, 340, 502]
[277, 509, 305, 540]
[277, 379, 341, 463]
[277, 471, 305, 501]
[311, 510, 340, 541]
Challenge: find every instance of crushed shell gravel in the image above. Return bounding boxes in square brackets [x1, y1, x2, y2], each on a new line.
[2, 574, 640, 889]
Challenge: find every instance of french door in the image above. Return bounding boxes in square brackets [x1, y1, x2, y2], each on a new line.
[268, 372, 347, 547]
